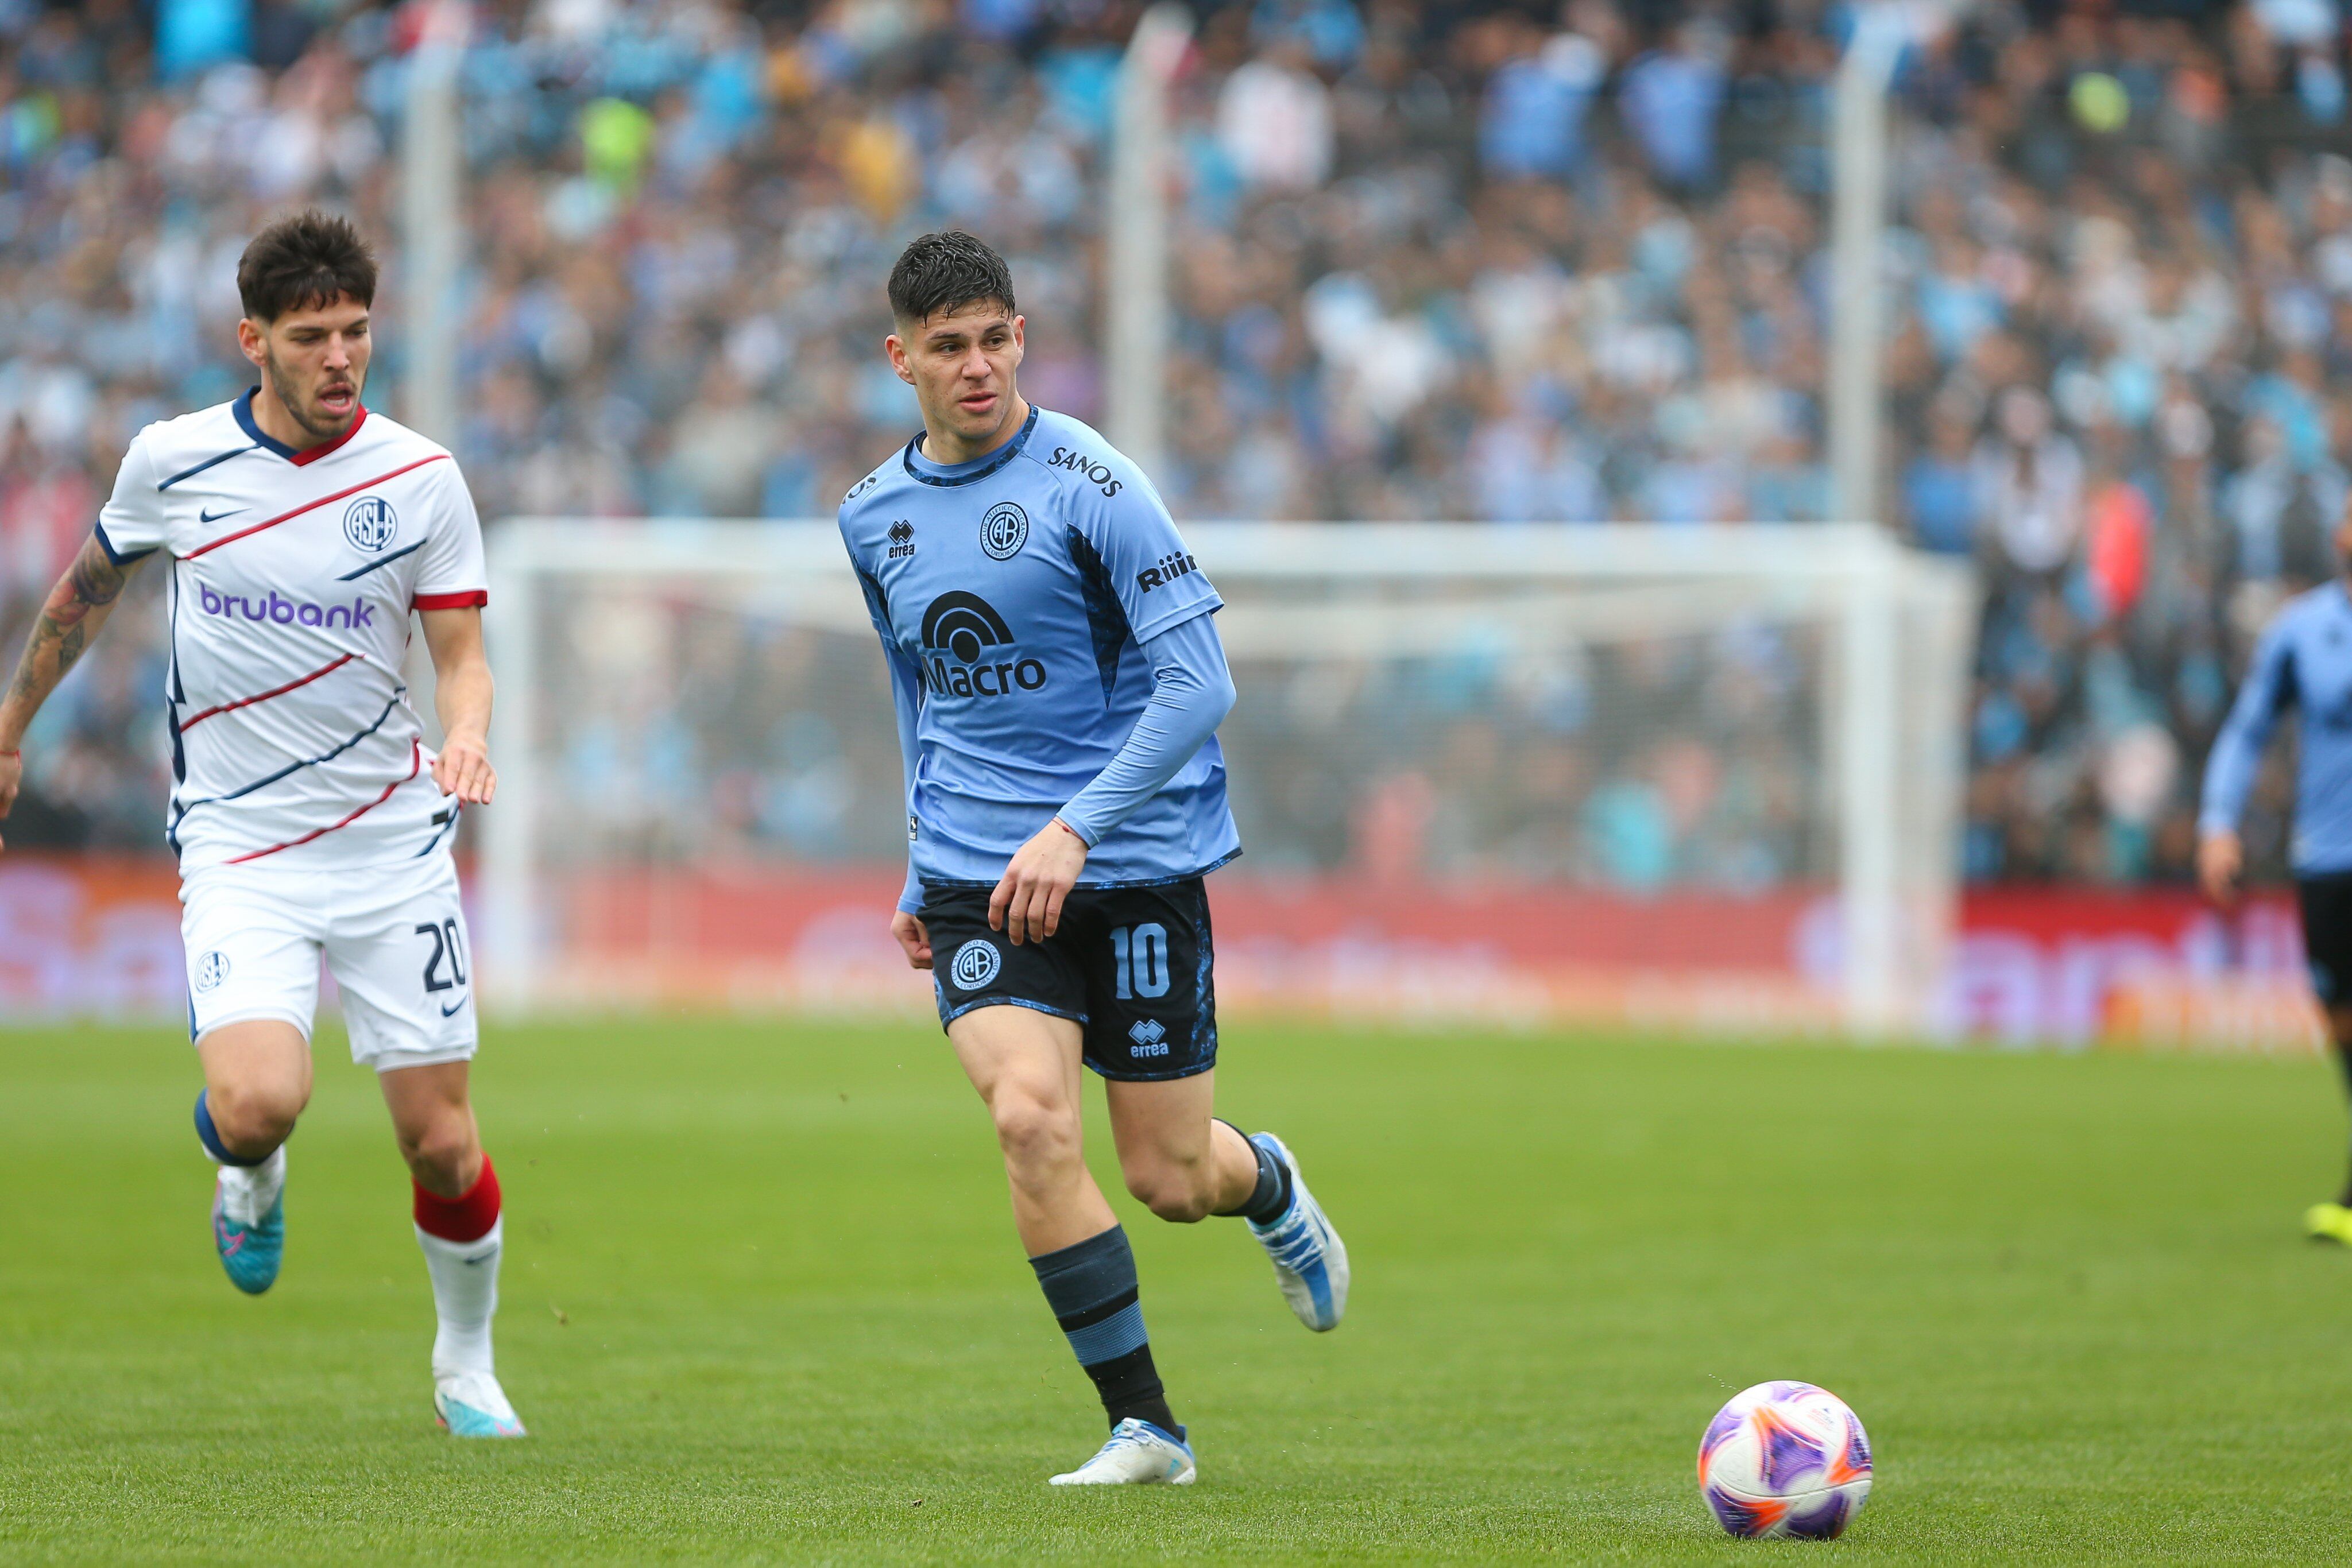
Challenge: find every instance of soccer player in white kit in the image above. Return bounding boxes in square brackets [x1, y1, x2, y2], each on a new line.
[0, 211, 523, 1438]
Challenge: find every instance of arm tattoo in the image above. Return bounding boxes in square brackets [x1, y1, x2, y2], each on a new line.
[4, 538, 132, 714]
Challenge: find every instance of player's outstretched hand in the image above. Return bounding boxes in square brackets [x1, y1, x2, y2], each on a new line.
[991, 819, 1089, 945]
[892, 911, 933, 970]
[432, 730, 497, 805]
[2198, 828, 2243, 908]
[0, 746, 19, 853]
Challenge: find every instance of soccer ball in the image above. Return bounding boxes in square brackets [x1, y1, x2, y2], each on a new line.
[1695, 1381, 1873, 1539]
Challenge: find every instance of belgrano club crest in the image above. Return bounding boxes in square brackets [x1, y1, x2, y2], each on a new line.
[978, 501, 1028, 560]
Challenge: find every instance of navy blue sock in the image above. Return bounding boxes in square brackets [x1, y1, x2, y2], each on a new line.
[1030, 1225, 1178, 1435]
[1213, 1120, 1291, 1224]
[194, 1090, 269, 1167]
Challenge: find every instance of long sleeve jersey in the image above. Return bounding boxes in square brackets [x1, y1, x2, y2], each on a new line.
[837, 405, 1242, 913]
[2199, 580, 2352, 875]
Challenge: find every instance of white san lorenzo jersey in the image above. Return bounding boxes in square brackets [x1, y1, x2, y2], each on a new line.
[96, 391, 487, 871]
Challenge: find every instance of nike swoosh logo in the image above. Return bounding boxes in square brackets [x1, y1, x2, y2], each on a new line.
[199, 506, 246, 524]
[440, 998, 466, 1017]
[461, 1252, 494, 1266]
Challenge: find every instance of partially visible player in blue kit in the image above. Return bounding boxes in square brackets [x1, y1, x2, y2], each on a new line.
[2200, 500, 2352, 1242]
[838, 232, 1348, 1486]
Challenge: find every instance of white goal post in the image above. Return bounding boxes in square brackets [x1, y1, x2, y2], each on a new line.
[480, 521, 1975, 1033]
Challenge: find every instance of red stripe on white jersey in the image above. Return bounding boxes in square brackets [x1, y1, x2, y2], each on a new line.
[177, 652, 359, 730]
[413, 590, 488, 611]
[185, 454, 450, 560]
[289, 406, 367, 466]
[223, 740, 424, 864]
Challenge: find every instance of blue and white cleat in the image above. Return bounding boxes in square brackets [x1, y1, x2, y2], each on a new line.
[1246, 1132, 1348, 1331]
[434, 1370, 527, 1438]
[211, 1152, 285, 1296]
[1049, 1418, 1195, 1485]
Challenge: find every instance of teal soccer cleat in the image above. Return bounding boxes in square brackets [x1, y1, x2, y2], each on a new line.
[212, 1171, 284, 1296]
[435, 1371, 528, 1438]
[1245, 1132, 1349, 1331]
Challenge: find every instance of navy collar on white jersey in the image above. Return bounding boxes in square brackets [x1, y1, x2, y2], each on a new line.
[902, 404, 1039, 487]
[234, 386, 369, 466]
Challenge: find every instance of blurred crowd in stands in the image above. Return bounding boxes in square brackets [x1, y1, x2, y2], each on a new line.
[0, 0, 2346, 888]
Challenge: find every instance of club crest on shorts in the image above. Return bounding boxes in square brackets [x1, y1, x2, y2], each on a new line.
[950, 938, 1001, 990]
[192, 951, 231, 994]
[978, 501, 1028, 561]
[343, 495, 397, 552]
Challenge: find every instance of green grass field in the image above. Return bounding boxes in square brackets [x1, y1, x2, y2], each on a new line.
[5, 1019, 2352, 1563]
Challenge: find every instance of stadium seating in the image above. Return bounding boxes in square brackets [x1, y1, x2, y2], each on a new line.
[0, 0, 2346, 891]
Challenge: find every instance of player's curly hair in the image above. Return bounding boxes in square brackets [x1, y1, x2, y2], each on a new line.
[237, 210, 377, 323]
[888, 230, 1017, 326]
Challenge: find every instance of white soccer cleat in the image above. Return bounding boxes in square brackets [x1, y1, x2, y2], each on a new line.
[1048, 1418, 1196, 1486]
[433, 1370, 527, 1438]
[1247, 1132, 1349, 1331]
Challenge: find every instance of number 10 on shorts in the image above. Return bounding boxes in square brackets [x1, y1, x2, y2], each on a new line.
[1111, 923, 1170, 1000]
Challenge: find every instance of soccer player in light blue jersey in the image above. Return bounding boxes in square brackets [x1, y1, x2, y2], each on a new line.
[2200, 500, 2352, 1242]
[839, 232, 1348, 1486]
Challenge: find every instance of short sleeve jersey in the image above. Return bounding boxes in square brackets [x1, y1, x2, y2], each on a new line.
[96, 390, 488, 872]
[837, 405, 1241, 887]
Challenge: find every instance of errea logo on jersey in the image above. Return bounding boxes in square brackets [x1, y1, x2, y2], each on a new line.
[919, 591, 1046, 698]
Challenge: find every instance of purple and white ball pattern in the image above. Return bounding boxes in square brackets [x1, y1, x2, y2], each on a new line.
[1696, 1381, 1872, 1540]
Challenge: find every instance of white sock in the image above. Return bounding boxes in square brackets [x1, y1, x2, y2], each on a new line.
[216, 1145, 287, 1228]
[415, 1218, 501, 1380]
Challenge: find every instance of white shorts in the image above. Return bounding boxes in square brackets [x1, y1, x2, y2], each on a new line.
[181, 849, 478, 1070]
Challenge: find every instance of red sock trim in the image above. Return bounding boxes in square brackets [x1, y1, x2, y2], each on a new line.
[414, 1154, 500, 1242]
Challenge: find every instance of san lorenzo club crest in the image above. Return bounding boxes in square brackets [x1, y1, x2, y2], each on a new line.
[343, 495, 398, 552]
[950, 939, 1001, 990]
[979, 501, 1028, 561]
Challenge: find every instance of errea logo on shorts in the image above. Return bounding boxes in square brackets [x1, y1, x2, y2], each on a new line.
[1128, 1017, 1169, 1057]
[192, 951, 231, 994]
[949, 939, 1001, 991]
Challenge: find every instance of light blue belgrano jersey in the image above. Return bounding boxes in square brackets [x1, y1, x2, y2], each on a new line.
[2201, 579, 2352, 875]
[838, 406, 1241, 891]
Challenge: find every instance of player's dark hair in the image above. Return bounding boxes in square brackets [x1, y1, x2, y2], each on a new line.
[237, 210, 377, 323]
[888, 230, 1017, 326]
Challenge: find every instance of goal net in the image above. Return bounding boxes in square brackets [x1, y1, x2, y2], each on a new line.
[479, 521, 1975, 1034]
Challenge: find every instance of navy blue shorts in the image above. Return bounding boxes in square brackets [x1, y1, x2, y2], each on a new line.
[2300, 873, 2352, 1006]
[920, 878, 1218, 1082]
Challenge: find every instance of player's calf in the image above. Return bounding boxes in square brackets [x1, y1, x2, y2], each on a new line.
[384, 1062, 522, 1437]
[1031, 1225, 1181, 1454]
[193, 1023, 310, 1299]
[196, 1088, 290, 1296]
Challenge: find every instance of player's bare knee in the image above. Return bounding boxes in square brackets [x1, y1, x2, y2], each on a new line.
[992, 1091, 1080, 1176]
[398, 1114, 478, 1194]
[1124, 1160, 1213, 1224]
[211, 1080, 304, 1151]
